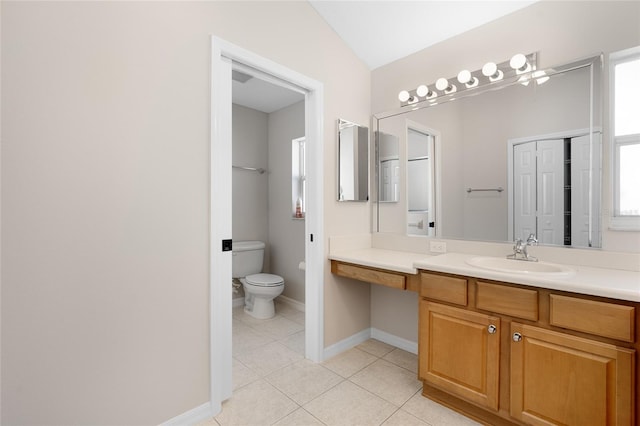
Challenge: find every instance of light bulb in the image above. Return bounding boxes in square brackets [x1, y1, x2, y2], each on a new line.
[482, 62, 497, 76]
[457, 70, 471, 84]
[436, 78, 457, 94]
[416, 85, 429, 97]
[482, 62, 503, 81]
[398, 90, 410, 102]
[457, 70, 478, 88]
[435, 78, 449, 91]
[510, 53, 531, 73]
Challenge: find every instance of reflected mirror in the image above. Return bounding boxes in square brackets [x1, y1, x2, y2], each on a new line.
[374, 55, 602, 248]
[338, 119, 369, 201]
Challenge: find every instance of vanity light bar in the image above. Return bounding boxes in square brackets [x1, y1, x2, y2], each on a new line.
[398, 52, 538, 107]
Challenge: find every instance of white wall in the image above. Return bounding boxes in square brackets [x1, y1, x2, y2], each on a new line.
[1, 2, 371, 424]
[371, 1, 640, 346]
[268, 101, 306, 303]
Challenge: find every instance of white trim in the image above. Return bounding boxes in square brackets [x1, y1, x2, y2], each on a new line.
[323, 328, 372, 360]
[609, 215, 640, 231]
[322, 328, 419, 361]
[609, 47, 640, 227]
[276, 294, 305, 312]
[405, 120, 441, 238]
[210, 38, 233, 416]
[370, 328, 418, 355]
[210, 36, 324, 416]
[161, 402, 212, 426]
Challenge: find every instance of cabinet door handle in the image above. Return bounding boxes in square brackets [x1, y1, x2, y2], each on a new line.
[512, 332, 523, 342]
[487, 324, 497, 334]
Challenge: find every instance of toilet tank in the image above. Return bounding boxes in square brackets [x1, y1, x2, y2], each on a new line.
[232, 240, 265, 278]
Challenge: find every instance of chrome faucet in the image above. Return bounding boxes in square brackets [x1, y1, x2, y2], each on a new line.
[508, 233, 538, 262]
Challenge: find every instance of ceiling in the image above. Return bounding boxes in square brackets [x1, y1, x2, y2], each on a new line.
[308, 0, 537, 70]
[233, 0, 537, 113]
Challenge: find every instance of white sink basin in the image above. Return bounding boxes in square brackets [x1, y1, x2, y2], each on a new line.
[466, 256, 576, 277]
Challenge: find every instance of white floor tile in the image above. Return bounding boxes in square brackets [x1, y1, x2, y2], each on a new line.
[383, 348, 419, 374]
[215, 379, 298, 426]
[250, 316, 304, 340]
[357, 338, 396, 357]
[272, 407, 324, 426]
[279, 330, 305, 355]
[303, 380, 397, 426]
[322, 347, 378, 378]
[235, 341, 304, 377]
[266, 359, 343, 405]
[350, 359, 422, 406]
[382, 409, 429, 425]
[232, 358, 260, 390]
[232, 323, 275, 357]
[402, 392, 482, 426]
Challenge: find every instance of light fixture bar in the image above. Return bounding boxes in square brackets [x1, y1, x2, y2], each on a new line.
[398, 52, 537, 107]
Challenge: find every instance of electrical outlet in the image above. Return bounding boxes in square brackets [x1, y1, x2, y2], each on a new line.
[430, 241, 447, 253]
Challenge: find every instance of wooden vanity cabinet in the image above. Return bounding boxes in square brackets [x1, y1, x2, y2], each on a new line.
[419, 300, 500, 410]
[418, 271, 638, 426]
[510, 323, 635, 426]
[330, 260, 420, 292]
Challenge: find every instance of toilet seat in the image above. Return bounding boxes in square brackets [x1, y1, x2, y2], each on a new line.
[245, 273, 284, 287]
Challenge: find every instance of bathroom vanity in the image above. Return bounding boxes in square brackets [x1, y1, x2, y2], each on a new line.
[330, 250, 639, 426]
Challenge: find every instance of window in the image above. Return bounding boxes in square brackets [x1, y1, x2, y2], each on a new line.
[611, 47, 640, 229]
[292, 137, 306, 218]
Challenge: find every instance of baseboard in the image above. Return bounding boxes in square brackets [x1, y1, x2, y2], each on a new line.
[161, 402, 212, 426]
[371, 328, 418, 354]
[276, 294, 305, 312]
[323, 328, 372, 360]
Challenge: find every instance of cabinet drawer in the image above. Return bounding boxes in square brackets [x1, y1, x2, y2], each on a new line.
[420, 273, 467, 306]
[550, 295, 635, 342]
[476, 281, 538, 321]
[332, 262, 406, 290]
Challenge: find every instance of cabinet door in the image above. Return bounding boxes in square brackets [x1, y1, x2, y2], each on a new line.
[510, 323, 635, 426]
[419, 300, 500, 410]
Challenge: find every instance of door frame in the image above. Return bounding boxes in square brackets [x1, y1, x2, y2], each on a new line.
[210, 36, 324, 415]
[405, 119, 441, 237]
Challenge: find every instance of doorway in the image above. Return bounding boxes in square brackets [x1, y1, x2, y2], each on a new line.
[210, 37, 324, 415]
[507, 129, 602, 248]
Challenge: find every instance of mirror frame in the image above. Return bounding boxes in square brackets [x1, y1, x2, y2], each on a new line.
[372, 53, 603, 246]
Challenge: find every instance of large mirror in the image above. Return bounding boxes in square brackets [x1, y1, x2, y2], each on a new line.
[374, 55, 602, 248]
[338, 119, 369, 201]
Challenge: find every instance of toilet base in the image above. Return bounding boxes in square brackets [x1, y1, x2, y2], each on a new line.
[244, 297, 276, 319]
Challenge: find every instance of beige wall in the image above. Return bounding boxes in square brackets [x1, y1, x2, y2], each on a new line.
[1, 1, 371, 424]
[371, 1, 640, 344]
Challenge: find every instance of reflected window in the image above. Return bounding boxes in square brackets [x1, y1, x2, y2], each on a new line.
[292, 137, 306, 218]
[611, 47, 640, 228]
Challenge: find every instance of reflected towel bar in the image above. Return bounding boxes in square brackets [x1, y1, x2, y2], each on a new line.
[233, 165, 266, 174]
[408, 220, 424, 229]
[467, 187, 504, 193]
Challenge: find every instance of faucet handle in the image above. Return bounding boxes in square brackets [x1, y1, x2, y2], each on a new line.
[526, 233, 538, 245]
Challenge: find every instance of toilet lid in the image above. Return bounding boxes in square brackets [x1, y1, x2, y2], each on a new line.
[246, 273, 284, 287]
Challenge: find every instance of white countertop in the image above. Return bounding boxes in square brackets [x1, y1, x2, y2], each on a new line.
[330, 249, 640, 302]
[330, 248, 429, 274]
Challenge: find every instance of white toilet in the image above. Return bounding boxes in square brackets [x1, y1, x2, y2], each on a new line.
[232, 240, 284, 319]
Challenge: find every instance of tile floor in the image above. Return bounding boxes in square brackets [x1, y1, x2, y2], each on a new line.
[199, 302, 480, 426]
